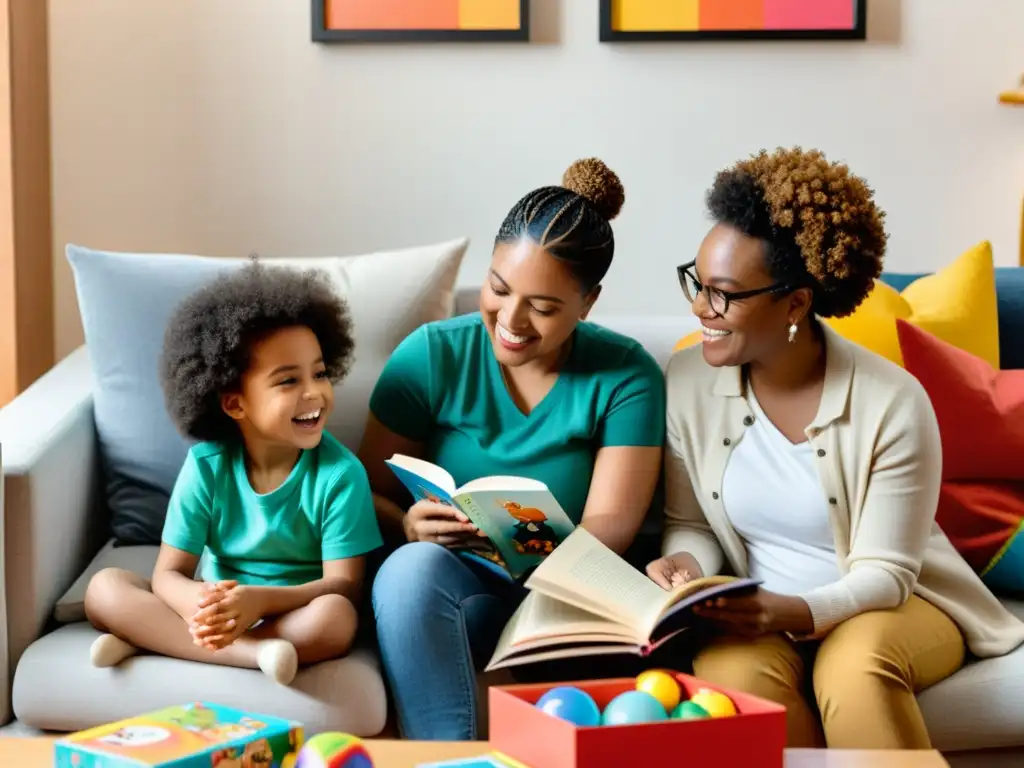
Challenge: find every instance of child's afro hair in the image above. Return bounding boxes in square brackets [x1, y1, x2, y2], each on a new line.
[160, 259, 355, 443]
[707, 147, 888, 319]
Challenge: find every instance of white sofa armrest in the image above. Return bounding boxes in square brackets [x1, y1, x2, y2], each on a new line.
[0, 346, 105, 720]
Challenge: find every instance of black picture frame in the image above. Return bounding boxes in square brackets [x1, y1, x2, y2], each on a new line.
[312, 0, 530, 43]
[599, 1, 867, 42]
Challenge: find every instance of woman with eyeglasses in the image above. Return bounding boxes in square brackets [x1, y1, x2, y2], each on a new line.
[645, 147, 1024, 749]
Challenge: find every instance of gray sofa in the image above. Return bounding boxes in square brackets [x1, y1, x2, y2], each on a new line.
[1, 298, 1024, 765]
[0, 347, 388, 737]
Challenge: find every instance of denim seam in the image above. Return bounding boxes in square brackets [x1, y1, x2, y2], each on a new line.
[455, 596, 479, 738]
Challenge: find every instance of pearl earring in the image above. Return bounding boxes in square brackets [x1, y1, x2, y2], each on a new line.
[788, 323, 798, 343]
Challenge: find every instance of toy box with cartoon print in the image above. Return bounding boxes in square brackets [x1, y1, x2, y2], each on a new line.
[54, 701, 303, 768]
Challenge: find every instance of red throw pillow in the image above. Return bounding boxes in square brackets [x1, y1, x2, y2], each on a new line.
[896, 319, 1024, 481]
[936, 481, 1024, 573]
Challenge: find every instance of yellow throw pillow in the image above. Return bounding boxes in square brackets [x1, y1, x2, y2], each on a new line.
[670, 241, 1000, 368]
[825, 241, 999, 368]
[674, 329, 701, 352]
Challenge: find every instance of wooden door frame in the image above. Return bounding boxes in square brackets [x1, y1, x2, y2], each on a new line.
[0, 0, 53, 406]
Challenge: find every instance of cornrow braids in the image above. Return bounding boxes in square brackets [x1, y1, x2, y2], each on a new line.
[495, 159, 625, 293]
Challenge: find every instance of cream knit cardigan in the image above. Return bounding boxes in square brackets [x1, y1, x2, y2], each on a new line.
[662, 324, 1024, 658]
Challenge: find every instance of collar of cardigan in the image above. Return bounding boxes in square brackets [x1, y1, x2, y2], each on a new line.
[711, 322, 855, 431]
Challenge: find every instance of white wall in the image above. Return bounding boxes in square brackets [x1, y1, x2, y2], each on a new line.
[49, 0, 1024, 357]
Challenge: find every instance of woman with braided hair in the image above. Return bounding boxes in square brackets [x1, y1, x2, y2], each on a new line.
[648, 147, 1024, 749]
[360, 159, 666, 740]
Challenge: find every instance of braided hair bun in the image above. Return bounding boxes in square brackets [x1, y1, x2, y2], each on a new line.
[562, 158, 625, 222]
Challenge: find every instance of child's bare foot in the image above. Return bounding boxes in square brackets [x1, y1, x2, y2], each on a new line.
[90, 633, 138, 667]
[257, 639, 298, 685]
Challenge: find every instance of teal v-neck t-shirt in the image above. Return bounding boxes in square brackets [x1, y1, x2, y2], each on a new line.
[368, 313, 666, 524]
[161, 432, 383, 586]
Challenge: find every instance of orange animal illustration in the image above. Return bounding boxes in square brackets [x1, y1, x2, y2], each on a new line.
[502, 501, 558, 555]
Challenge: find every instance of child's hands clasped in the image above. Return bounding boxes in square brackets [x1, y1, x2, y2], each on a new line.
[190, 581, 264, 651]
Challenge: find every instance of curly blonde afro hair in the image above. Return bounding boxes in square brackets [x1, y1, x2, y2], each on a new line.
[707, 147, 887, 319]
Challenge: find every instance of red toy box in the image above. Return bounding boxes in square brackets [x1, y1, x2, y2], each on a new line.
[488, 672, 786, 768]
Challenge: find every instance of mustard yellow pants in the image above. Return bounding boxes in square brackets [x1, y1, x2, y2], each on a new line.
[692, 596, 965, 749]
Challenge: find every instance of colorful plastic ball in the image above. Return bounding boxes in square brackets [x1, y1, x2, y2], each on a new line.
[635, 670, 682, 712]
[671, 700, 710, 720]
[535, 686, 602, 727]
[601, 691, 670, 726]
[295, 732, 374, 768]
[689, 688, 737, 718]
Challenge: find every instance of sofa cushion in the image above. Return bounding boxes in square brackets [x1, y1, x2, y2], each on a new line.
[934, 482, 1024, 579]
[984, 525, 1024, 599]
[896, 320, 1024, 597]
[918, 600, 1024, 752]
[12, 622, 387, 736]
[589, 314, 699, 370]
[823, 241, 1000, 368]
[54, 540, 161, 623]
[883, 264, 1024, 372]
[66, 239, 468, 546]
[896, 320, 1024, 483]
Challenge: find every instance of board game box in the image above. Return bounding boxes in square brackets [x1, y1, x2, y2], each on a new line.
[53, 701, 303, 767]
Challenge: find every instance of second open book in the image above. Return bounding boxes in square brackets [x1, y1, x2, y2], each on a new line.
[486, 527, 760, 671]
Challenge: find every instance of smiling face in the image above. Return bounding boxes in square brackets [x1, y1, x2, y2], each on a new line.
[689, 223, 813, 368]
[221, 325, 334, 452]
[479, 238, 598, 368]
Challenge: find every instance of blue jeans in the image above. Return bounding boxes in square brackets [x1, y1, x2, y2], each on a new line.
[372, 542, 525, 740]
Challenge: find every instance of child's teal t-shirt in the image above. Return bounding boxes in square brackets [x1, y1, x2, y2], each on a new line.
[368, 313, 666, 524]
[161, 432, 382, 586]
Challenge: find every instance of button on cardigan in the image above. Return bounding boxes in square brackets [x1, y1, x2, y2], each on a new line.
[662, 324, 1024, 658]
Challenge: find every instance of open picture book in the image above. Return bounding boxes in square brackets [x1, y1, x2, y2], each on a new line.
[385, 454, 576, 580]
[486, 527, 761, 671]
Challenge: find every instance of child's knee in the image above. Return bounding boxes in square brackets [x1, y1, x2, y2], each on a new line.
[84, 567, 138, 624]
[308, 594, 358, 653]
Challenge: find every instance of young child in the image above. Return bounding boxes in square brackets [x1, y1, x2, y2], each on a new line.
[84, 260, 383, 685]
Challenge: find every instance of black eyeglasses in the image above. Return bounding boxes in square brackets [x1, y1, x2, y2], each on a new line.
[677, 261, 795, 316]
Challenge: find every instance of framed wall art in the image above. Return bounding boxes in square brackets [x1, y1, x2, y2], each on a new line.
[600, 0, 867, 42]
[312, 0, 530, 43]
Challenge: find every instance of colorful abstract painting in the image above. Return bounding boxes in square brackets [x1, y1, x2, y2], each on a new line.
[600, 0, 866, 41]
[313, 0, 529, 42]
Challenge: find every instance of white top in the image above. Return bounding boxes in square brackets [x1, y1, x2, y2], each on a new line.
[721, 390, 842, 597]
